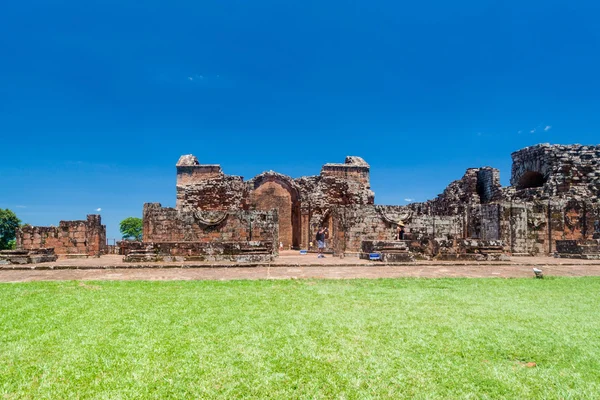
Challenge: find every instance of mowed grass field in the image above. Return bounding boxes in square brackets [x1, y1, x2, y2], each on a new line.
[1, 278, 600, 399]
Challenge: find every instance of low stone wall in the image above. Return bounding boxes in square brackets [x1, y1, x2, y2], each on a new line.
[555, 240, 580, 255]
[117, 240, 144, 255]
[555, 239, 600, 259]
[16, 215, 106, 256]
[0, 248, 58, 264]
[359, 240, 414, 262]
[122, 241, 274, 263]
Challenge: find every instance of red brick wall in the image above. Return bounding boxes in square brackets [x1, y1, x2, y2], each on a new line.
[17, 215, 106, 256]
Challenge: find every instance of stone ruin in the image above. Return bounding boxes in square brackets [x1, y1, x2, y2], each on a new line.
[14, 215, 106, 259]
[11, 143, 600, 263]
[130, 155, 373, 262]
[129, 143, 599, 262]
[405, 143, 600, 259]
[0, 248, 58, 265]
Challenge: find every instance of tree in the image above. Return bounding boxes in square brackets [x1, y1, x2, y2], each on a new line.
[0, 209, 21, 250]
[120, 217, 143, 241]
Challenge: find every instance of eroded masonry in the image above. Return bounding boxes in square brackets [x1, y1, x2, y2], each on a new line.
[10, 143, 600, 263]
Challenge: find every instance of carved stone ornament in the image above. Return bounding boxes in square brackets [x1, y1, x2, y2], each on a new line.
[193, 210, 228, 226]
[375, 206, 413, 225]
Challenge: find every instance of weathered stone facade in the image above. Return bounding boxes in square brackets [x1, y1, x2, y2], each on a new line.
[16, 215, 106, 256]
[140, 143, 599, 260]
[11, 143, 597, 262]
[143, 155, 373, 252]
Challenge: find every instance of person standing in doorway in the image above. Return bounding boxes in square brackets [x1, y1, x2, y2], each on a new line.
[396, 221, 405, 240]
[315, 227, 328, 258]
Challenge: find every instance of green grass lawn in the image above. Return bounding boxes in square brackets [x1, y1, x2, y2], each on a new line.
[1, 278, 600, 399]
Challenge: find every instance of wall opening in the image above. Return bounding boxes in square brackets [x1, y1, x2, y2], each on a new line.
[476, 169, 492, 203]
[517, 171, 546, 190]
[249, 178, 301, 249]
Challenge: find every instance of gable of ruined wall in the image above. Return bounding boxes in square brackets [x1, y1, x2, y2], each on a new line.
[176, 175, 248, 211]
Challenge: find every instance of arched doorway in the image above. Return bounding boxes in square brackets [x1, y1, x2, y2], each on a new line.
[249, 174, 301, 249]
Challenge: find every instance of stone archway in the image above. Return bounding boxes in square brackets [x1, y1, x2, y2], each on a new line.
[248, 173, 301, 249]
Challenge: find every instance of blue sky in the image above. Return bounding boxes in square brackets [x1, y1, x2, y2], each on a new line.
[1, 0, 599, 239]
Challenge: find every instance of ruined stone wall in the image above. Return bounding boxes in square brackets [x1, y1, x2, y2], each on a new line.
[120, 241, 274, 261]
[409, 167, 502, 217]
[246, 172, 302, 249]
[510, 144, 600, 198]
[403, 199, 600, 256]
[143, 203, 279, 246]
[162, 144, 600, 257]
[170, 154, 374, 250]
[17, 215, 106, 256]
[492, 200, 600, 255]
[175, 155, 248, 210]
[296, 174, 375, 248]
[330, 205, 461, 254]
[395, 144, 600, 255]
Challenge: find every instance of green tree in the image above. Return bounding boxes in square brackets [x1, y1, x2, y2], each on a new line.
[120, 217, 143, 241]
[0, 209, 21, 250]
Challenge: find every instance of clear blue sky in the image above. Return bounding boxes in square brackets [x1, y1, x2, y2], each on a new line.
[1, 0, 599, 240]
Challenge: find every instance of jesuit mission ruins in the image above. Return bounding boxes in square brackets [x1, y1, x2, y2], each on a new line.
[3, 143, 600, 265]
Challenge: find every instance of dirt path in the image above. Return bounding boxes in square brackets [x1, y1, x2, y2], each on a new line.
[3, 252, 600, 282]
[2, 263, 600, 282]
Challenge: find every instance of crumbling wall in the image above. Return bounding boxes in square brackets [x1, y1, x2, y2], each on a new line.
[400, 144, 600, 255]
[17, 215, 106, 256]
[175, 155, 248, 210]
[410, 167, 501, 216]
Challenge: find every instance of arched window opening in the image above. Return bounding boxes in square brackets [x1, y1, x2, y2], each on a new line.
[517, 171, 546, 190]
